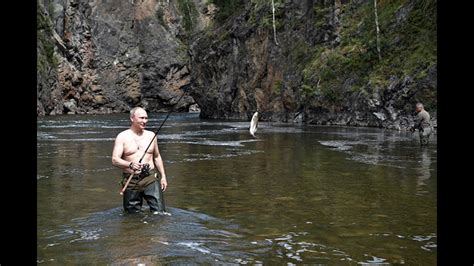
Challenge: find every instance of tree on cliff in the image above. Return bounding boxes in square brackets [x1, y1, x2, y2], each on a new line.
[272, 0, 279, 45]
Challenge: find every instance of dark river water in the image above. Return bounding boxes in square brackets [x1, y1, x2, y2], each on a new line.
[37, 113, 437, 264]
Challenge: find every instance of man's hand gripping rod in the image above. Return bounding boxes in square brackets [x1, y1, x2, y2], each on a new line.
[120, 93, 186, 195]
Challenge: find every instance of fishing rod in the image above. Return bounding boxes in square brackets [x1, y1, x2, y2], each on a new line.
[120, 92, 187, 195]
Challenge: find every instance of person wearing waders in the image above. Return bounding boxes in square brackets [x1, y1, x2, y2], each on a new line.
[112, 107, 168, 214]
[411, 103, 432, 146]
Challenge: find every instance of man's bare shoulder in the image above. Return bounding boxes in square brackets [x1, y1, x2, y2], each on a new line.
[143, 130, 155, 139]
[144, 130, 155, 137]
[116, 129, 132, 140]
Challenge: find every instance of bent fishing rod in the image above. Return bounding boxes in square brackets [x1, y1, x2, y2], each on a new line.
[120, 92, 187, 195]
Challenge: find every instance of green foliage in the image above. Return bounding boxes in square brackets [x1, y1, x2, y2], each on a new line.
[313, 5, 332, 30]
[301, 0, 436, 106]
[289, 40, 313, 68]
[247, 0, 284, 31]
[177, 0, 198, 32]
[46, 0, 55, 19]
[37, 2, 58, 72]
[207, 0, 245, 24]
[37, 5, 52, 34]
[155, 8, 166, 27]
[176, 40, 189, 62]
[273, 80, 283, 94]
[397, 1, 437, 75]
[218, 30, 230, 42]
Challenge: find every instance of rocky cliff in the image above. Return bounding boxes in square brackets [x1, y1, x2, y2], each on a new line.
[189, 0, 436, 130]
[37, 0, 208, 115]
[38, 0, 437, 130]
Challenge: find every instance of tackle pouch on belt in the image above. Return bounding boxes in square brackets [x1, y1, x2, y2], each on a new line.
[121, 168, 158, 191]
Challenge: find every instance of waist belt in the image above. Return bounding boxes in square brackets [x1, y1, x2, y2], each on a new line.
[121, 168, 158, 191]
[122, 168, 157, 180]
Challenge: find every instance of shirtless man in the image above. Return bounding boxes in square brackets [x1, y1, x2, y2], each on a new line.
[112, 107, 168, 214]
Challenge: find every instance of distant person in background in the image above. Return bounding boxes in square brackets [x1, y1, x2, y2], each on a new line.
[112, 107, 168, 214]
[411, 103, 432, 146]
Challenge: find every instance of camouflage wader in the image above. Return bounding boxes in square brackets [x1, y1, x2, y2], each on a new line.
[121, 169, 166, 214]
[419, 126, 432, 146]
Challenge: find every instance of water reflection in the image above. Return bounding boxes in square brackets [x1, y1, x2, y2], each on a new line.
[39, 206, 271, 264]
[416, 147, 432, 195]
[37, 114, 437, 264]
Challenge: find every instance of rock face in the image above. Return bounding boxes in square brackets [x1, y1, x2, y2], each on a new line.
[37, 0, 202, 115]
[190, 1, 319, 121]
[303, 64, 438, 130]
[38, 0, 437, 131]
[188, 0, 437, 130]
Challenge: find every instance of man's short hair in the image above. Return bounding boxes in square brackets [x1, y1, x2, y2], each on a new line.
[130, 107, 145, 119]
[416, 103, 424, 109]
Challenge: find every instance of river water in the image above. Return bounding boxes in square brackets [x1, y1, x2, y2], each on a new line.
[37, 113, 437, 264]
